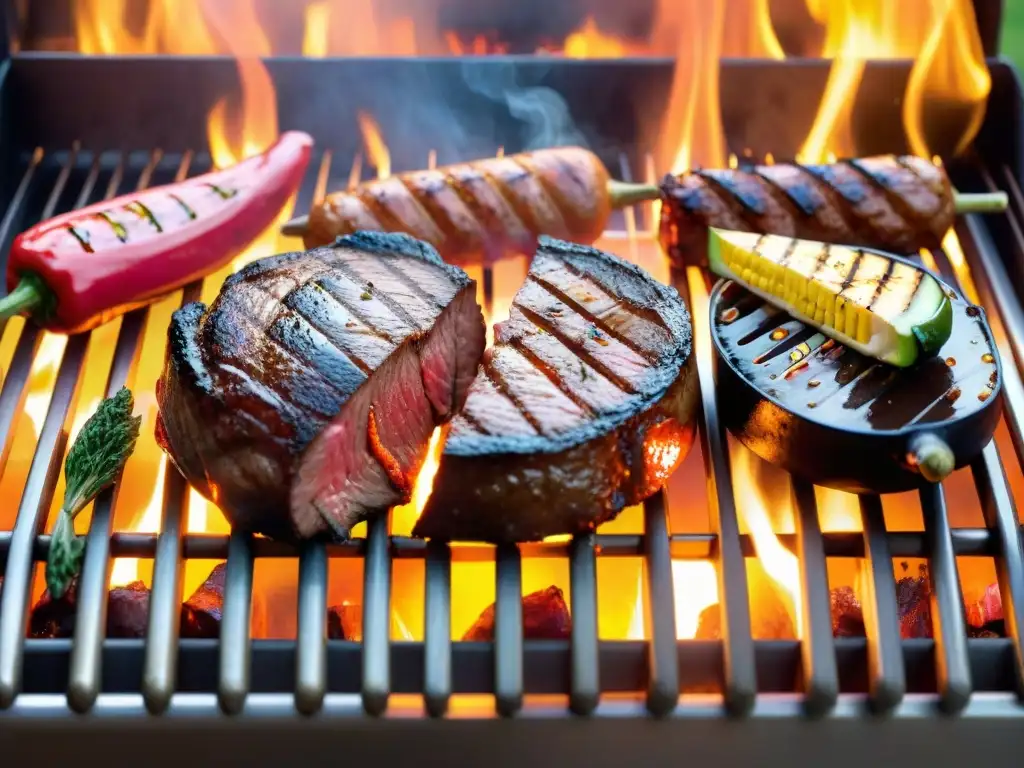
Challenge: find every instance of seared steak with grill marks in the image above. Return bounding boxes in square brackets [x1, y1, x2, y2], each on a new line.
[155, 231, 486, 540]
[413, 237, 698, 543]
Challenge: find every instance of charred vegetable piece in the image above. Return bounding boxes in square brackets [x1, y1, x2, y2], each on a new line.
[3, 132, 313, 334]
[707, 228, 952, 368]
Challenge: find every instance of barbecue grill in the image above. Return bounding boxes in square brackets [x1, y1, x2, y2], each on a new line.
[2, 1, 1024, 764]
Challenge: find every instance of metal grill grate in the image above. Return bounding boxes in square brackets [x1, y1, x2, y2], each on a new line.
[0, 140, 1023, 733]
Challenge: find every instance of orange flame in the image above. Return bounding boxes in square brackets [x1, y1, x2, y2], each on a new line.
[903, 0, 990, 158]
[303, 2, 331, 58]
[74, 0, 218, 55]
[732, 446, 802, 636]
[391, 427, 446, 536]
[358, 112, 391, 180]
[798, 0, 904, 163]
[563, 16, 629, 59]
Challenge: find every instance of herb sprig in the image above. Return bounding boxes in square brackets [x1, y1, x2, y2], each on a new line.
[45, 387, 142, 599]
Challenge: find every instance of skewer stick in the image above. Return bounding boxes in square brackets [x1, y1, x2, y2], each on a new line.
[279, 182, 1009, 238]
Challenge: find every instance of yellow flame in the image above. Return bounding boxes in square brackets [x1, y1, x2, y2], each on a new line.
[732, 447, 803, 637]
[672, 560, 719, 638]
[798, 0, 898, 163]
[21, 334, 68, 435]
[74, 0, 219, 55]
[302, 1, 330, 58]
[564, 16, 629, 58]
[903, 0, 990, 158]
[358, 112, 391, 180]
[110, 457, 166, 587]
[391, 427, 445, 536]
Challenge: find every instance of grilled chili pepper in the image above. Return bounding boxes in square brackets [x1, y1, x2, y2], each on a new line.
[1, 130, 314, 334]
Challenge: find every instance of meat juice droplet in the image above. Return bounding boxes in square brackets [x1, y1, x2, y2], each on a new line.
[946, 387, 961, 402]
[979, 389, 991, 402]
[982, 353, 995, 363]
[721, 307, 740, 323]
[945, 357, 956, 367]
[770, 328, 789, 341]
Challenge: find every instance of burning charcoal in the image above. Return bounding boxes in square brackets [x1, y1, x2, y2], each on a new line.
[830, 586, 865, 637]
[965, 582, 1002, 628]
[967, 624, 1001, 639]
[180, 563, 229, 638]
[463, 585, 572, 641]
[327, 602, 362, 641]
[697, 566, 795, 640]
[29, 580, 150, 639]
[695, 604, 721, 640]
[896, 562, 932, 639]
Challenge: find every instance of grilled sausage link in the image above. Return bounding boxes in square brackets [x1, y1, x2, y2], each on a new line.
[659, 155, 954, 268]
[304, 147, 612, 265]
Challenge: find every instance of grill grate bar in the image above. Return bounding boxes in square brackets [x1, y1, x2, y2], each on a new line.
[362, 511, 392, 715]
[920, 483, 972, 713]
[0, 146, 132, 708]
[683, 267, 757, 715]
[0, 333, 88, 707]
[568, 532, 599, 715]
[65, 309, 148, 713]
[5, 526, 1023, 563]
[0, 147, 43, 263]
[217, 530, 254, 715]
[0, 327, 42, 476]
[858, 495, 905, 712]
[494, 542, 524, 716]
[971, 443, 1024, 699]
[641, 491, 678, 716]
[294, 539, 328, 715]
[67, 148, 164, 713]
[791, 480, 838, 716]
[423, 539, 452, 717]
[140, 271, 202, 714]
[932, 234, 1024, 703]
[141, 462, 189, 714]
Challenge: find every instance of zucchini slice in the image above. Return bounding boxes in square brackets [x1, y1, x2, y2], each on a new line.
[707, 228, 953, 368]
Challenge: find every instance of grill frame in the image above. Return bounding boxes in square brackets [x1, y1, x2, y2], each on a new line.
[0, 49, 1023, 761]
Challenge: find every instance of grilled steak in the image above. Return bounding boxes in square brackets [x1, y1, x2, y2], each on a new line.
[413, 237, 698, 543]
[155, 231, 486, 540]
[659, 154, 953, 268]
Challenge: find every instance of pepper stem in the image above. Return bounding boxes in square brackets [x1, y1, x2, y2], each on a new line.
[907, 433, 956, 484]
[0, 273, 54, 322]
[607, 180, 661, 209]
[953, 191, 1008, 214]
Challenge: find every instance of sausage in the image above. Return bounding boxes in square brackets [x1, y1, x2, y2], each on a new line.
[659, 155, 955, 269]
[303, 147, 612, 265]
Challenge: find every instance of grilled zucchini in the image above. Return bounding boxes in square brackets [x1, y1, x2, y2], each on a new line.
[707, 228, 953, 368]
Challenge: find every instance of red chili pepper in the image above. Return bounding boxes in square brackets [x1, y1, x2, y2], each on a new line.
[3, 130, 314, 334]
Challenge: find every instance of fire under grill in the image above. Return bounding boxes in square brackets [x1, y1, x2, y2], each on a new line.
[3, 19, 1024, 768]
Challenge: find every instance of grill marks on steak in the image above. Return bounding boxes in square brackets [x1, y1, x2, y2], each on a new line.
[156, 231, 485, 540]
[414, 237, 698, 543]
